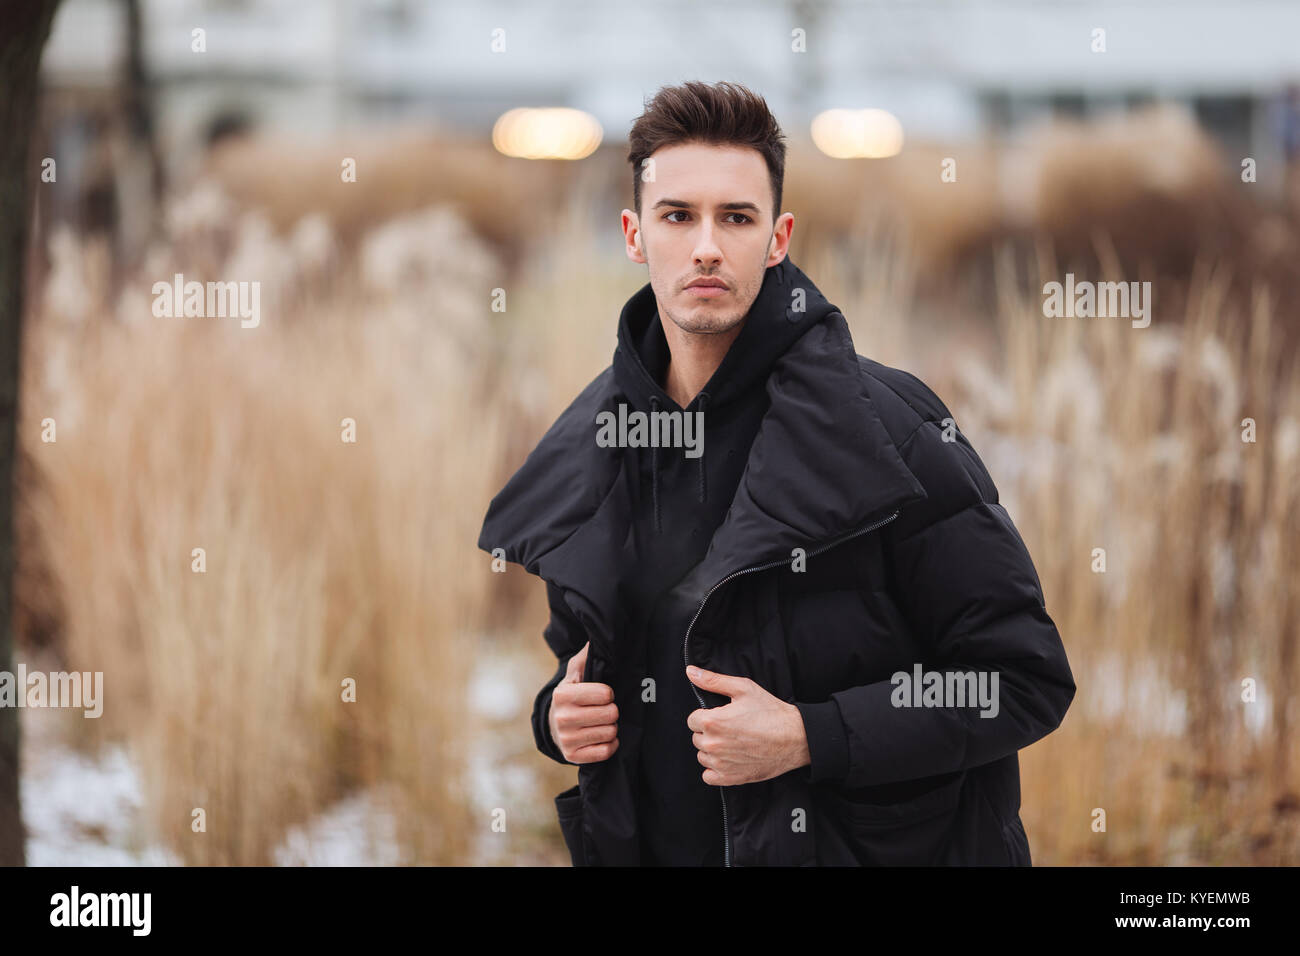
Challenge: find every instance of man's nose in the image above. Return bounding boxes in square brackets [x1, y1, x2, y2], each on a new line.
[692, 220, 723, 266]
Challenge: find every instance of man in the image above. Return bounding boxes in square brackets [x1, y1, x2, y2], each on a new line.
[478, 80, 1075, 866]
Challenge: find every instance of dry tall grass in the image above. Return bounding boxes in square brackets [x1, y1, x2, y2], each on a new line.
[19, 188, 504, 864]
[961, 251, 1300, 865]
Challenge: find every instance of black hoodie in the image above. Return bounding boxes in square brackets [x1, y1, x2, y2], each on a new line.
[534, 258, 846, 865]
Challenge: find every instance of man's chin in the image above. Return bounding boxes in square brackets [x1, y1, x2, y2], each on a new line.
[673, 305, 745, 333]
[677, 318, 744, 335]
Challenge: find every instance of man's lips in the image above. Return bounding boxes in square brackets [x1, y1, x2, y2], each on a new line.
[685, 278, 728, 297]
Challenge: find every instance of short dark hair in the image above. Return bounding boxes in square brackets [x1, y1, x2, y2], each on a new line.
[627, 80, 787, 223]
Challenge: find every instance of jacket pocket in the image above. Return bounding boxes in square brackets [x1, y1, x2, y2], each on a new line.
[554, 783, 587, 866]
[822, 771, 965, 866]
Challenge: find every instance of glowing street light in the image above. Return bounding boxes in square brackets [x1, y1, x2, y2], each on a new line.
[492, 107, 603, 160]
[810, 108, 904, 159]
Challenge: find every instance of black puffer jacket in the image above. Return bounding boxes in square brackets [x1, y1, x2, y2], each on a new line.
[478, 257, 1076, 866]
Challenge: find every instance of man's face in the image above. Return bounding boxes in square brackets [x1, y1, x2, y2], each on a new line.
[623, 142, 793, 335]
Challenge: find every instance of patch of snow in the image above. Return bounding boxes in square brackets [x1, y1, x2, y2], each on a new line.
[21, 734, 180, 867]
[469, 655, 524, 721]
[271, 788, 403, 866]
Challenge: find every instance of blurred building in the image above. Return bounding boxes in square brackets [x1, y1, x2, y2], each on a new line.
[35, 0, 1300, 234]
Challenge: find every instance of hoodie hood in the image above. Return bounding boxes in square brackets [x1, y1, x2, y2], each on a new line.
[611, 257, 844, 529]
[612, 256, 841, 414]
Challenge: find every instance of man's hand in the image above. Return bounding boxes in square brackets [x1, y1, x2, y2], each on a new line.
[685, 666, 811, 785]
[549, 642, 619, 763]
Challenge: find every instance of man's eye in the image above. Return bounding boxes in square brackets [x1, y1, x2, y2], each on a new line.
[663, 211, 751, 223]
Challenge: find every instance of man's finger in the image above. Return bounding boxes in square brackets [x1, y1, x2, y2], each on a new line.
[558, 714, 619, 746]
[686, 665, 749, 697]
[570, 737, 619, 763]
[560, 682, 616, 707]
[563, 641, 591, 682]
[686, 702, 732, 733]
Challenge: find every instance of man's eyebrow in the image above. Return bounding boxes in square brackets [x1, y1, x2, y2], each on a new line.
[651, 199, 762, 212]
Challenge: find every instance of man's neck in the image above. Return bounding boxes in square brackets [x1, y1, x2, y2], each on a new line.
[659, 313, 744, 408]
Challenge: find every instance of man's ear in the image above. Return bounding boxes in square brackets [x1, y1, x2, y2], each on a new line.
[622, 208, 645, 261]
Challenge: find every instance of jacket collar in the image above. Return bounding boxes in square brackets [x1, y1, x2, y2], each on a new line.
[669, 309, 928, 607]
[477, 260, 928, 634]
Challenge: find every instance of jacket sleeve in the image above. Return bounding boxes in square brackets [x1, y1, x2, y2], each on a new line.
[812, 417, 1076, 789]
[530, 581, 588, 765]
[794, 699, 850, 783]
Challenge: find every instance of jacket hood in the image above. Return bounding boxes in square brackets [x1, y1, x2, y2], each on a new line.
[612, 257, 839, 413]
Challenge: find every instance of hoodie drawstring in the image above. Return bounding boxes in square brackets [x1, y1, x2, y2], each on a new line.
[648, 390, 709, 530]
[649, 396, 662, 533]
[697, 390, 710, 504]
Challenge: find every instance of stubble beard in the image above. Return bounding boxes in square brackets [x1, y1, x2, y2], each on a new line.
[649, 249, 767, 337]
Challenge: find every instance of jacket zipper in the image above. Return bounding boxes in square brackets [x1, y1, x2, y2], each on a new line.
[681, 507, 903, 867]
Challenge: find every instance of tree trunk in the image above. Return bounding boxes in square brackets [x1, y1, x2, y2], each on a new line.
[0, 0, 62, 867]
[119, 0, 164, 268]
